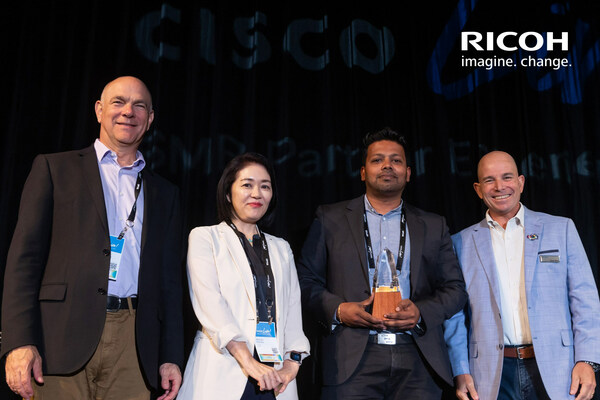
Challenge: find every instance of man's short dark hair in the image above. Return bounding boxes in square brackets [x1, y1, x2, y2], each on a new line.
[216, 152, 278, 227]
[362, 127, 410, 166]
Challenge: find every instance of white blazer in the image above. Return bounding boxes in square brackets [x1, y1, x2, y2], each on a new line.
[178, 222, 310, 400]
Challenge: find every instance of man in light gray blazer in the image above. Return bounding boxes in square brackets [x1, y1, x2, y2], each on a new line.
[445, 151, 600, 400]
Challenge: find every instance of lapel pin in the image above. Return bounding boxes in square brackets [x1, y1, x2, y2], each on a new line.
[527, 234, 538, 240]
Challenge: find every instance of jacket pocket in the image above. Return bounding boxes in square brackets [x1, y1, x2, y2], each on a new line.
[470, 342, 479, 358]
[38, 283, 67, 301]
[561, 330, 574, 346]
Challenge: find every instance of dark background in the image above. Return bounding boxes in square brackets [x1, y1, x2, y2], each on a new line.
[1, 1, 599, 398]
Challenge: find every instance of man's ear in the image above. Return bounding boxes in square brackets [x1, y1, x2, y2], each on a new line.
[473, 182, 483, 199]
[94, 100, 103, 123]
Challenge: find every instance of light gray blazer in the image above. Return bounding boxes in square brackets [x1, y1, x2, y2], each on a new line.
[444, 205, 600, 399]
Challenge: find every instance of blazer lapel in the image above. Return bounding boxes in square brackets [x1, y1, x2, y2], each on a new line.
[472, 219, 502, 311]
[80, 146, 109, 235]
[523, 207, 542, 299]
[140, 170, 156, 255]
[219, 222, 257, 310]
[265, 235, 282, 324]
[405, 205, 424, 292]
[346, 196, 370, 288]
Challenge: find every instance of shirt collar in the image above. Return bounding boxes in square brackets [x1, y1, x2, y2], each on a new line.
[364, 195, 403, 217]
[486, 202, 525, 229]
[93, 139, 146, 170]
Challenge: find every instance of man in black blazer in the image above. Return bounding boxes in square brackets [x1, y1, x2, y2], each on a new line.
[2, 76, 184, 400]
[297, 127, 467, 399]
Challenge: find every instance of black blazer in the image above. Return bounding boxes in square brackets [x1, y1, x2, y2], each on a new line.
[297, 195, 466, 386]
[1, 145, 184, 390]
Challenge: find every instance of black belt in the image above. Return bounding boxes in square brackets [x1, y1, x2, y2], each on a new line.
[106, 295, 138, 312]
[367, 332, 414, 345]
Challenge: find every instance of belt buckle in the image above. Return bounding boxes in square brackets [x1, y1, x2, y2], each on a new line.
[107, 296, 121, 312]
[377, 333, 396, 345]
[516, 346, 528, 359]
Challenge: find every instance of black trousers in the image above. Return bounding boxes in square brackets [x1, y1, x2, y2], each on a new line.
[241, 378, 276, 400]
[321, 338, 448, 399]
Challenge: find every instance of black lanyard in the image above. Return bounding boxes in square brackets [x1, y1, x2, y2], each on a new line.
[117, 172, 143, 240]
[229, 223, 276, 323]
[363, 204, 406, 275]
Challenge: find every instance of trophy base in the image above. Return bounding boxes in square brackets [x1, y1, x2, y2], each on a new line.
[372, 291, 402, 320]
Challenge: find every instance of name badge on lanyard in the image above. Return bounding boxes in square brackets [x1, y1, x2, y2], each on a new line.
[108, 172, 142, 281]
[108, 235, 124, 281]
[228, 223, 281, 362]
[255, 321, 282, 362]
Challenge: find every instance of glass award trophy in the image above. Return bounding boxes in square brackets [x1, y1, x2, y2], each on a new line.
[372, 248, 402, 320]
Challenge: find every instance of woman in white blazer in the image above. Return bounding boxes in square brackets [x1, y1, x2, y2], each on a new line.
[179, 153, 310, 400]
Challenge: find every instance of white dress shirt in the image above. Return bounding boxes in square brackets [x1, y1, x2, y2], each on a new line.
[487, 203, 532, 345]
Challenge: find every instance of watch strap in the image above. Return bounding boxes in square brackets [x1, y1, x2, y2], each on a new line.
[582, 360, 600, 372]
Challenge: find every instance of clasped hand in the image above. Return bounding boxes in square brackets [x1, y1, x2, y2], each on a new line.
[244, 358, 299, 394]
[227, 340, 299, 394]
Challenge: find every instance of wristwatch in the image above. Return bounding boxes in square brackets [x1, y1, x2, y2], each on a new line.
[582, 361, 600, 372]
[286, 351, 302, 365]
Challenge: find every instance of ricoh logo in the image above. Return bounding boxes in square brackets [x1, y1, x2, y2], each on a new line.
[460, 31, 571, 70]
[461, 32, 568, 51]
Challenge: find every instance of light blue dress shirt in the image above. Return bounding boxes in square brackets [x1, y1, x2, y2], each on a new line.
[94, 139, 145, 297]
[364, 195, 411, 300]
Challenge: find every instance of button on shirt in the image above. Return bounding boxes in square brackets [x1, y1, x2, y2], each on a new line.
[94, 139, 145, 298]
[364, 196, 411, 300]
[487, 203, 531, 345]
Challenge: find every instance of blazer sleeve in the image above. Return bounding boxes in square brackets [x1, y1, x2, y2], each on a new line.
[412, 216, 467, 329]
[443, 310, 471, 377]
[186, 227, 248, 352]
[280, 241, 310, 358]
[158, 187, 185, 368]
[296, 207, 345, 331]
[566, 219, 600, 364]
[1, 155, 53, 359]
[442, 231, 471, 377]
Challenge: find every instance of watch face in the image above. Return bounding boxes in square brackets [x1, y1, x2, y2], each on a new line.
[291, 352, 301, 362]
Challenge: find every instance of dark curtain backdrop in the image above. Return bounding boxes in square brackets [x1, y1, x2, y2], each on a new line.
[1, 1, 599, 398]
